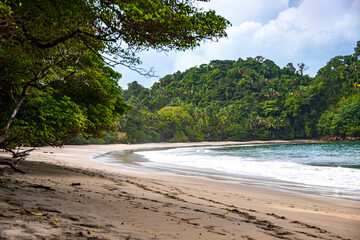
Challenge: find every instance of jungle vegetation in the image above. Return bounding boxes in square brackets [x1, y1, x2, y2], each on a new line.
[0, 0, 230, 150]
[1, 1, 358, 148]
[115, 41, 360, 143]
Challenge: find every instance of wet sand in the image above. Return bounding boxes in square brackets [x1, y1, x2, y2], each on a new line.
[0, 141, 359, 239]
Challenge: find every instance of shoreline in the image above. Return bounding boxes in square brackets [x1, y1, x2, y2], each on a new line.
[98, 140, 360, 202]
[1, 140, 359, 239]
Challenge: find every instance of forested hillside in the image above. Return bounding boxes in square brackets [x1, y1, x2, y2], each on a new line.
[76, 41, 360, 144]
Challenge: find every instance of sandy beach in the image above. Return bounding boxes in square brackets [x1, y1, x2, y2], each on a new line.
[0, 140, 359, 240]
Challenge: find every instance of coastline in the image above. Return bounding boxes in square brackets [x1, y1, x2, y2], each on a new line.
[105, 141, 360, 202]
[1, 140, 359, 239]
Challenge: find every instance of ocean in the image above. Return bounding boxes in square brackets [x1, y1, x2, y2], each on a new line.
[102, 142, 360, 201]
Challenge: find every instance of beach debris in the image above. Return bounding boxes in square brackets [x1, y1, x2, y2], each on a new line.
[0, 159, 26, 174]
[71, 183, 81, 186]
[29, 184, 55, 191]
[266, 213, 286, 219]
[36, 206, 61, 213]
[24, 209, 48, 216]
[0, 213, 14, 218]
[77, 223, 102, 228]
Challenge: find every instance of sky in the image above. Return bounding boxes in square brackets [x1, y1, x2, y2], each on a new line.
[115, 0, 360, 89]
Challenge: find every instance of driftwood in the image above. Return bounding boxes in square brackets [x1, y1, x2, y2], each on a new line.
[3, 146, 35, 158]
[29, 184, 55, 191]
[0, 146, 36, 174]
[0, 159, 26, 174]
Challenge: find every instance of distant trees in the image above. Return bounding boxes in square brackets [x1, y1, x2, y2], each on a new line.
[118, 41, 360, 143]
[297, 63, 309, 75]
[318, 96, 360, 137]
[157, 106, 193, 142]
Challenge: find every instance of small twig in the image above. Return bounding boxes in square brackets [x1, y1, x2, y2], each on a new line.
[29, 184, 55, 191]
[13, 157, 25, 167]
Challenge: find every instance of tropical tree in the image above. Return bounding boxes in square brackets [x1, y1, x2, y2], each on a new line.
[156, 106, 194, 142]
[0, 0, 230, 149]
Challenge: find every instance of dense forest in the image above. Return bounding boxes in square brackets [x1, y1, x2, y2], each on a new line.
[70, 41, 360, 144]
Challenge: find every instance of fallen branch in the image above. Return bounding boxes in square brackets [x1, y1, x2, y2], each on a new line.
[24, 209, 48, 216]
[0, 145, 34, 174]
[29, 184, 55, 191]
[0, 161, 26, 174]
[0, 213, 15, 218]
[3, 146, 35, 158]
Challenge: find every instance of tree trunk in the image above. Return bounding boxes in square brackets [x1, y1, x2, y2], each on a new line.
[0, 85, 29, 145]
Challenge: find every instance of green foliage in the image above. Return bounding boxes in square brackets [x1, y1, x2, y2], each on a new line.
[0, 0, 230, 147]
[317, 96, 360, 137]
[119, 42, 360, 142]
[66, 131, 126, 145]
[226, 124, 248, 141]
[10, 93, 86, 146]
[157, 106, 193, 142]
[3, 56, 131, 147]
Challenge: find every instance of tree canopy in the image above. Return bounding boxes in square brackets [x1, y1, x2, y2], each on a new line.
[0, 0, 230, 148]
[118, 41, 360, 143]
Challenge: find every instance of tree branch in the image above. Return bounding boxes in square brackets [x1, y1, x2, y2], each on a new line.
[21, 23, 80, 49]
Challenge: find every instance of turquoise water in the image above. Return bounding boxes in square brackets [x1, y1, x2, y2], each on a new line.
[213, 142, 360, 169]
[105, 142, 360, 201]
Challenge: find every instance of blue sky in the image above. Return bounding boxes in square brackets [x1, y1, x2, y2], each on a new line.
[115, 0, 360, 89]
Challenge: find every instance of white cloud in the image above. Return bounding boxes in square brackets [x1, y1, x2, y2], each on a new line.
[247, 0, 360, 64]
[198, 0, 288, 25]
[172, 52, 207, 74]
[116, 0, 360, 88]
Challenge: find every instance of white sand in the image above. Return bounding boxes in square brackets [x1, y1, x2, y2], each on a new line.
[0, 140, 359, 239]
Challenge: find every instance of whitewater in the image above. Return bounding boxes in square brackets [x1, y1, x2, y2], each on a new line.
[105, 142, 360, 201]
